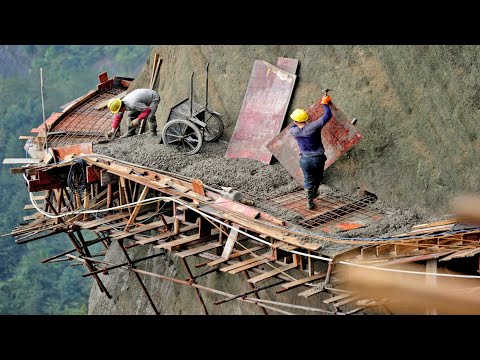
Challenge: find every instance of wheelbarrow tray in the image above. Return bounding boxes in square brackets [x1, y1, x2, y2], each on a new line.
[168, 98, 205, 121]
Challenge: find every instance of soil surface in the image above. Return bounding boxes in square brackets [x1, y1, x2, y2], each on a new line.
[94, 133, 445, 242]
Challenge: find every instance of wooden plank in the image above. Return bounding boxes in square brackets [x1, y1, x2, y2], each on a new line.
[323, 292, 353, 304]
[192, 179, 205, 196]
[166, 180, 190, 193]
[75, 212, 131, 229]
[298, 285, 326, 298]
[395, 243, 419, 256]
[149, 58, 162, 90]
[412, 218, 461, 230]
[149, 53, 159, 87]
[221, 224, 239, 259]
[111, 220, 167, 240]
[10, 167, 26, 174]
[176, 242, 224, 259]
[207, 245, 268, 266]
[23, 214, 44, 221]
[94, 90, 128, 110]
[439, 247, 480, 262]
[96, 213, 171, 232]
[361, 245, 378, 258]
[228, 258, 270, 274]
[278, 273, 326, 293]
[334, 295, 361, 307]
[23, 204, 36, 210]
[134, 226, 200, 246]
[124, 185, 150, 231]
[152, 227, 214, 250]
[247, 263, 297, 284]
[19, 136, 35, 140]
[3, 158, 40, 164]
[376, 244, 395, 257]
[220, 256, 265, 272]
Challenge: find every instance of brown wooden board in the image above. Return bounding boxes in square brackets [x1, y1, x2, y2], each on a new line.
[225, 60, 297, 164]
[266, 98, 363, 185]
[176, 242, 224, 258]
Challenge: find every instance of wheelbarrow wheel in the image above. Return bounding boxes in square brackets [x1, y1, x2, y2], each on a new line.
[162, 119, 203, 155]
[202, 111, 224, 142]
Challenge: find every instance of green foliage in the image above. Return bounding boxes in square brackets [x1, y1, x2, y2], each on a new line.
[0, 45, 151, 314]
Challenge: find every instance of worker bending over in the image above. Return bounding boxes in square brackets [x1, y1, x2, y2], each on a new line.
[107, 88, 160, 138]
[289, 95, 333, 210]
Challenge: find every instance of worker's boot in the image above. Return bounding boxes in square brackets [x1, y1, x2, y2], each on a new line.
[148, 117, 158, 136]
[120, 126, 136, 138]
[305, 189, 316, 210]
[311, 185, 319, 198]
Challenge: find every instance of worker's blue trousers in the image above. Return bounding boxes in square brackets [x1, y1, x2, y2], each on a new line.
[299, 153, 327, 190]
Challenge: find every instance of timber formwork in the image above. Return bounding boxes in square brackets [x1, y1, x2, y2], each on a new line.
[5, 152, 480, 315]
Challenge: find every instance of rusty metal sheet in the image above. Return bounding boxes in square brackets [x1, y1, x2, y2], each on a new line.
[276, 57, 298, 74]
[266, 98, 363, 185]
[225, 60, 297, 164]
[31, 112, 62, 134]
[52, 142, 93, 160]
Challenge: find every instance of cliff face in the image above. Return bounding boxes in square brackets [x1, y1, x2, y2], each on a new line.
[89, 45, 480, 315]
[141, 45, 480, 215]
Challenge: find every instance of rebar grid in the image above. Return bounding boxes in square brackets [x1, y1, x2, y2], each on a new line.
[46, 88, 124, 147]
[244, 190, 382, 232]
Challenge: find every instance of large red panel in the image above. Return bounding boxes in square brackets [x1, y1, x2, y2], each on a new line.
[225, 60, 297, 164]
[266, 97, 363, 185]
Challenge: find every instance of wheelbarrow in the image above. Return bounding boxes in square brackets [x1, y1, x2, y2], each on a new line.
[161, 63, 224, 155]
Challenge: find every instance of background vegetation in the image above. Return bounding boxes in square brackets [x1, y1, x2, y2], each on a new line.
[0, 45, 151, 314]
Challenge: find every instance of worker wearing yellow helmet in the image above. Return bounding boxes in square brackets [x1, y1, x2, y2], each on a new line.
[107, 88, 160, 138]
[289, 94, 333, 210]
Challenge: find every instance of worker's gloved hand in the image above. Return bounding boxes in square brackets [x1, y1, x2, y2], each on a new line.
[131, 119, 140, 128]
[107, 129, 115, 137]
[321, 95, 332, 105]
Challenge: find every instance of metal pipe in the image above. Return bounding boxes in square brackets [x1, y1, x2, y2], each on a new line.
[190, 72, 194, 117]
[118, 239, 160, 315]
[205, 63, 209, 110]
[214, 280, 284, 305]
[40, 68, 48, 151]
[180, 257, 209, 315]
[82, 251, 165, 277]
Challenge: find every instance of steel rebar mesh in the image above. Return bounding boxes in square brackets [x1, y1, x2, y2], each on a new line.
[46, 88, 124, 147]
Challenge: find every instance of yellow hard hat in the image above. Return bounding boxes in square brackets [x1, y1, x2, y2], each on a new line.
[107, 98, 122, 114]
[290, 109, 308, 122]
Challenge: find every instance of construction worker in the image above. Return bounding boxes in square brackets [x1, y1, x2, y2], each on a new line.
[289, 95, 333, 210]
[107, 88, 160, 138]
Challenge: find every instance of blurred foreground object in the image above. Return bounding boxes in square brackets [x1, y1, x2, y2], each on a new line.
[452, 195, 480, 226]
[341, 262, 480, 314]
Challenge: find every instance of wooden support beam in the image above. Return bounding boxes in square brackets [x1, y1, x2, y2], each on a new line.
[220, 224, 239, 259]
[228, 258, 270, 274]
[277, 272, 327, 294]
[125, 185, 149, 231]
[176, 242, 224, 259]
[207, 245, 268, 267]
[2, 158, 40, 164]
[151, 227, 216, 250]
[247, 263, 297, 285]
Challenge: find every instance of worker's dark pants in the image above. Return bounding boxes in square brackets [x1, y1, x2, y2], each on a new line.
[299, 153, 327, 192]
[127, 111, 157, 134]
